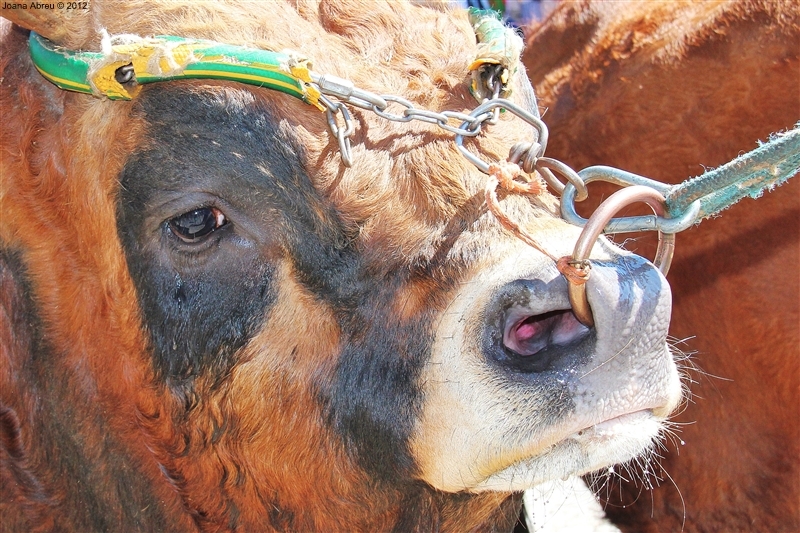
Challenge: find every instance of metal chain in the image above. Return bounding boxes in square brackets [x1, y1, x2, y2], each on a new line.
[312, 71, 498, 164]
[307, 68, 798, 331]
[306, 69, 713, 239]
[307, 68, 682, 331]
[309, 70, 595, 213]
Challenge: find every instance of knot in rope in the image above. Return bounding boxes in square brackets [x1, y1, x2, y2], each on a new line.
[485, 161, 554, 261]
[487, 162, 545, 195]
[556, 256, 591, 286]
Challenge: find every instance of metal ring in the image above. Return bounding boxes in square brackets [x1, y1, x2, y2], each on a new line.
[371, 95, 415, 122]
[508, 141, 542, 174]
[566, 185, 676, 327]
[537, 157, 589, 201]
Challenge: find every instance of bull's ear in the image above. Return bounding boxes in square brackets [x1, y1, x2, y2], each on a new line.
[1, 5, 69, 43]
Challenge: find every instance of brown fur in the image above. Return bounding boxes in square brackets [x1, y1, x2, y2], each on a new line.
[523, 1, 799, 531]
[1, 21, 199, 530]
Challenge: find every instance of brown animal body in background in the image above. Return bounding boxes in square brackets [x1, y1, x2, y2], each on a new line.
[524, 1, 799, 531]
[0, 1, 685, 531]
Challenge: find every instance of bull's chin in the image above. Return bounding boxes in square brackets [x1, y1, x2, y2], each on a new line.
[469, 410, 663, 493]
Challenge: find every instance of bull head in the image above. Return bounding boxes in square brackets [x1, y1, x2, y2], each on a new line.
[0, 1, 683, 531]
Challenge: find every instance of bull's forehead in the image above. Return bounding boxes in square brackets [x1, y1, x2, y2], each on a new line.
[64, 1, 479, 97]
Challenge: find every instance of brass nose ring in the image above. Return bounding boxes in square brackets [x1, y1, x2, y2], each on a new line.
[560, 185, 676, 328]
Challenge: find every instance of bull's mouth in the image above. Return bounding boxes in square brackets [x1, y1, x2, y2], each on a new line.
[471, 409, 663, 492]
[574, 409, 654, 438]
[503, 307, 590, 357]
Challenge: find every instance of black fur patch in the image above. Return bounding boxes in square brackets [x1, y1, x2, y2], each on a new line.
[326, 284, 438, 480]
[116, 85, 439, 480]
[117, 86, 306, 388]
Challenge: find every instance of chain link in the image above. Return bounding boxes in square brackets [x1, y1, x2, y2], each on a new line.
[310, 71, 512, 167]
[453, 98, 547, 174]
[319, 94, 355, 168]
[305, 59, 793, 327]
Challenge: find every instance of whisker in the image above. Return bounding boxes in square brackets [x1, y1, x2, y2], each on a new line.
[579, 335, 635, 379]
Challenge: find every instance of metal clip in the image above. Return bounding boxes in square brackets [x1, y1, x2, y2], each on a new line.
[561, 166, 701, 234]
[311, 73, 388, 111]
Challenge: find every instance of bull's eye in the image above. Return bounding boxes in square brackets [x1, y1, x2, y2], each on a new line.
[168, 207, 227, 242]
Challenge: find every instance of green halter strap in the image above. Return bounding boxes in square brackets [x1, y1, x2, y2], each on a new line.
[28, 31, 324, 108]
[25, 10, 522, 169]
[28, 9, 519, 106]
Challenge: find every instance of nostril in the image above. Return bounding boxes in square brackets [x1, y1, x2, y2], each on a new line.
[503, 308, 589, 357]
[484, 278, 595, 372]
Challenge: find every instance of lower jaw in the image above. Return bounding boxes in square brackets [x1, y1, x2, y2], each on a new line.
[470, 409, 662, 493]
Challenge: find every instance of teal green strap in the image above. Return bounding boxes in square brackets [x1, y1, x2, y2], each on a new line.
[468, 8, 513, 62]
[28, 32, 323, 108]
[666, 124, 800, 220]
